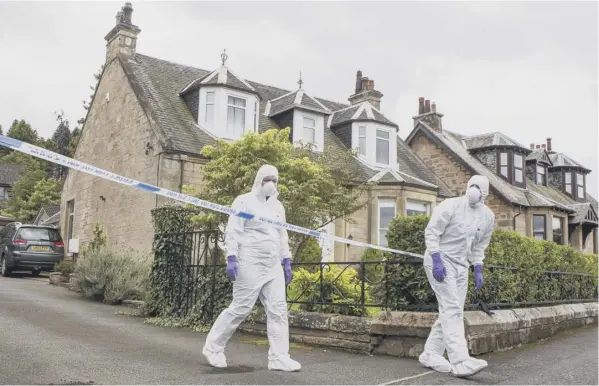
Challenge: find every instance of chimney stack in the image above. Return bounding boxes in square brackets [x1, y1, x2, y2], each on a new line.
[355, 70, 363, 94]
[348, 71, 383, 110]
[530, 143, 535, 150]
[546, 137, 552, 152]
[413, 97, 443, 132]
[104, 2, 141, 63]
[418, 97, 425, 115]
[536, 145, 541, 149]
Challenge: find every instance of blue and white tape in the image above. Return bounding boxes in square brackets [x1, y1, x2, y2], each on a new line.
[0, 134, 423, 258]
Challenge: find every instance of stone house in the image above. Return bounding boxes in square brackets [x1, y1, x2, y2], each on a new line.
[59, 3, 452, 261]
[406, 98, 598, 254]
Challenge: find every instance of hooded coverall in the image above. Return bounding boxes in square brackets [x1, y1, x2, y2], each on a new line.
[203, 165, 300, 371]
[420, 175, 495, 377]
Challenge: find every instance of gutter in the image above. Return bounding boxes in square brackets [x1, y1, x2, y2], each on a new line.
[513, 206, 522, 231]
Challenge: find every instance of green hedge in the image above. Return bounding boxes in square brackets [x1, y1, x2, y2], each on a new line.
[374, 215, 598, 308]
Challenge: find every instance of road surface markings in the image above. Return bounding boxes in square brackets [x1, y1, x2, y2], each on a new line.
[378, 370, 435, 385]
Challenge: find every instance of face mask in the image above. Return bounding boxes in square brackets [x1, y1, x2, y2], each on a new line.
[467, 186, 482, 206]
[262, 181, 277, 197]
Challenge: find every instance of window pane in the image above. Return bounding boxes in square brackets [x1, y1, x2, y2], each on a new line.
[376, 130, 389, 139]
[552, 217, 563, 245]
[514, 154, 523, 168]
[379, 206, 396, 229]
[566, 184, 572, 194]
[576, 173, 583, 184]
[359, 136, 366, 156]
[515, 168, 523, 183]
[533, 215, 545, 233]
[16, 227, 61, 242]
[578, 186, 584, 198]
[303, 117, 315, 129]
[206, 92, 215, 103]
[376, 137, 389, 164]
[406, 201, 429, 216]
[500, 153, 508, 165]
[534, 233, 544, 240]
[565, 172, 571, 183]
[379, 230, 388, 247]
[205, 104, 214, 125]
[500, 166, 508, 177]
[303, 127, 315, 144]
[359, 126, 366, 136]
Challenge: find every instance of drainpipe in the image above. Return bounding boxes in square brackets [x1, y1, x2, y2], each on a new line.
[513, 206, 522, 231]
[179, 157, 184, 193]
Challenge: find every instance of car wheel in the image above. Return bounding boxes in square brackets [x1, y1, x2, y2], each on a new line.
[1, 256, 11, 277]
[31, 269, 42, 277]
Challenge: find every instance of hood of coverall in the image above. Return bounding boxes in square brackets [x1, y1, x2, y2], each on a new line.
[465, 175, 490, 204]
[251, 164, 280, 198]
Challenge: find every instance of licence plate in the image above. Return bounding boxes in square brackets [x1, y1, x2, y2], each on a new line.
[30, 246, 50, 252]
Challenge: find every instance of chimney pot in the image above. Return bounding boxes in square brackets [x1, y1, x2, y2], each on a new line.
[355, 70, 363, 94]
[536, 145, 541, 149]
[369, 79, 374, 90]
[115, 11, 123, 25]
[541, 144, 546, 149]
[546, 137, 552, 152]
[424, 99, 431, 113]
[361, 77, 369, 91]
[122, 2, 133, 24]
[431, 102, 437, 113]
[530, 143, 535, 150]
[418, 97, 425, 115]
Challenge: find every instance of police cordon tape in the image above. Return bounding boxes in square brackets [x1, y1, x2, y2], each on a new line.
[0, 134, 424, 258]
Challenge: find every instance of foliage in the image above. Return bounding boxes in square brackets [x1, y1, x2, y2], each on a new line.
[6, 119, 39, 145]
[295, 236, 323, 264]
[2, 174, 60, 221]
[185, 128, 371, 262]
[87, 222, 108, 251]
[287, 265, 371, 316]
[359, 248, 386, 284]
[55, 260, 76, 277]
[50, 111, 72, 180]
[374, 215, 598, 309]
[73, 247, 151, 304]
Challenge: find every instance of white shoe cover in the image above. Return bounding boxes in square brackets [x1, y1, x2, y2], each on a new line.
[418, 351, 452, 373]
[268, 357, 301, 372]
[202, 346, 227, 368]
[450, 357, 488, 378]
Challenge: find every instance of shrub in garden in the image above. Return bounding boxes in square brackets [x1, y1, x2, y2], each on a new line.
[286, 265, 371, 317]
[73, 247, 151, 304]
[54, 260, 76, 277]
[359, 248, 386, 284]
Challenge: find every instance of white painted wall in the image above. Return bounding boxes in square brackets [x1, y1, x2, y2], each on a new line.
[198, 86, 260, 140]
[351, 122, 398, 168]
[292, 110, 325, 152]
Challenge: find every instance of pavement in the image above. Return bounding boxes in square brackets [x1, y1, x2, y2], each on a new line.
[0, 273, 597, 385]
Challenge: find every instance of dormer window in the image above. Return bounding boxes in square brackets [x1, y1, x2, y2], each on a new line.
[303, 117, 316, 144]
[536, 164, 547, 186]
[205, 92, 215, 126]
[562, 170, 586, 200]
[358, 126, 367, 156]
[565, 172, 572, 195]
[376, 129, 390, 165]
[496, 149, 526, 187]
[227, 96, 246, 138]
[576, 172, 585, 198]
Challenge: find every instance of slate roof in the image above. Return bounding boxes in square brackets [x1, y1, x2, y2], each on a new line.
[328, 102, 398, 128]
[462, 132, 530, 152]
[549, 153, 590, 171]
[118, 53, 451, 196]
[406, 122, 580, 213]
[41, 204, 60, 218]
[267, 89, 331, 116]
[0, 162, 24, 186]
[526, 149, 553, 165]
[180, 65, 259, 97]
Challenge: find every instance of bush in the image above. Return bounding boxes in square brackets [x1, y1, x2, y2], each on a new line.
[377, 214, 598, 308]
[54, 260, 76, 277]
[359, 248, 385, 284]
[73, 247, 151, 304]
[295, 236, 323, 264]
[286, 265, 371, 316]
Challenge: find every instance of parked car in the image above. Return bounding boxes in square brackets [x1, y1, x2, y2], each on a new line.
[0, 222, 64, 277]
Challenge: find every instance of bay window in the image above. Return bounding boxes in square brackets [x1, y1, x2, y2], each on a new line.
[496, 150, 526, 186]
[533, 215, 546, 240]
[406, 200, 430, 217]
[226, 96, 246, 138]
[378, 199, 396, 247]
[376, 129, 390, 165]
[552, 216, 564, 245]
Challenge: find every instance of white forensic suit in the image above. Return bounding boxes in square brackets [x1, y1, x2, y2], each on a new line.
[203, 165, 301, 372]
[419, 175, 495, 377]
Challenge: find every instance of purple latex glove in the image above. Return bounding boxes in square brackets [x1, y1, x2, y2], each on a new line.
[431, 252, 446, 282]
[283, 258, 292, 285]
[474, 264, 483, 290]
[226, 255, 238, 281]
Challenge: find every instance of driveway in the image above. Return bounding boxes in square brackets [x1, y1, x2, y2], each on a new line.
[0, 276, 596, 385]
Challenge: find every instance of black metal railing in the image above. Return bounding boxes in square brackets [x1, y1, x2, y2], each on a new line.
[151, 230, 598, 320]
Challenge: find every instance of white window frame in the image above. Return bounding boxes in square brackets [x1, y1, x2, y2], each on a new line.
[536, 164, 546, 186]
[375, 128, 391, 166]
[358, 125, 367, 156]
[226, 95, 247, 139]
[204, 91, 215, 126]
[378, 198, 397, 247]
[576, 172, 584, 199]
[565, 172, 572, 195]
[302, 116, 316, 145]
[406, 200, 430, 217]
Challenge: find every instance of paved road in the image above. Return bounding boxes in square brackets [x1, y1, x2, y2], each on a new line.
[0, 275, 596, 385]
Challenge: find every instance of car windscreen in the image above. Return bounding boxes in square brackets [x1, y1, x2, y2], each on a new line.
[15, 227, 61, 242]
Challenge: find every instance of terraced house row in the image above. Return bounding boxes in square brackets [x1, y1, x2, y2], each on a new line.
[59, 3, 598, 262]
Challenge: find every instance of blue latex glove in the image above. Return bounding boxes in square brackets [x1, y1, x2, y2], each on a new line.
[283, 258, 292, 285]
[431, 252, 446, 282]
[474, 264, 483, 290]
[226, 255, 238, 281]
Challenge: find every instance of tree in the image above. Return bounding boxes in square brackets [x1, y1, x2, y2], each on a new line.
[0, 124, 3, 135]
[7, 119, 39, 145]
[185, 128, 372, 262]
[50, 111, 72, 179]
[2, 171, 59, 221]
[68, 127, 80, 158]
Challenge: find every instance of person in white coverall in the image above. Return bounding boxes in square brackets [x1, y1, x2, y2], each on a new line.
[202, 165, 301, 372]
[419, 175, 495, 378]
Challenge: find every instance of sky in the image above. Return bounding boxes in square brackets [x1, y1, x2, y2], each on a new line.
[0, 1, 597, 196]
